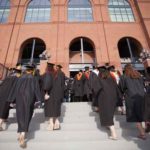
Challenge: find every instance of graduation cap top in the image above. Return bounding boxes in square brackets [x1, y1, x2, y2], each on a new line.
[24, 64, 35, 71]
[98, 66, 107, 71]
[108, 65, 115, 71]
[47, 62, 55, 67]
[8, 67, 14, 71]
[13, 68, 22, 73]
[12, 66, 22, 73]
[16, 63, 22, 67]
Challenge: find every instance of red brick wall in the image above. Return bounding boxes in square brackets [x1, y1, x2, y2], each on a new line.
[0, 0, 150, 76]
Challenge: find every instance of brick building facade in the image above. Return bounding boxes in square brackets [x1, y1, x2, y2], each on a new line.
[0, 0, 150, 77]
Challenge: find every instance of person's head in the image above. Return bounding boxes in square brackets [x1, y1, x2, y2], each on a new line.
[98, 66, 106, 74]
[124, 64, 141, 79]
[84, 66, 90, 72]
[16, 63, 22, 67]
[99, 68, 111, 79]
[56, 65, 63, 71]
[78, 70, 82, 74]
[47, 62, 55, 72]
[15, 63, 22, 71]
[108, 65, 115, 72]
[13, 64, 22, 76]
[53, 64, 58, 72]
[24, 65, 35, 74]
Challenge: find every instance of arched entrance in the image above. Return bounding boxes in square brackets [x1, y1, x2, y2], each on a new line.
[118, 37, 144, 72]
[69, 37, 96, 77]
[19, 38, 46, 65]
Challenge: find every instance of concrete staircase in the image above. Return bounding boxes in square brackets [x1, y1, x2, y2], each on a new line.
[0, 102, 150, 150]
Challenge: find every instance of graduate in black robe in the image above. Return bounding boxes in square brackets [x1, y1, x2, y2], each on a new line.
[0, 67, 21, 131]
[44, 64, 65, 131]
[119, 64, 146, 139]
[72, 70, 84, 102]
[96, 67, 120, 140]
[108, 65, 125, 115]
[83, 67, 92, 102]
[56, 65, 65, 103]
[144, 78, 150, 133]
[41, 63, 54, 103]
[10, 65, 42, 147]
[90, 66, 99, 110]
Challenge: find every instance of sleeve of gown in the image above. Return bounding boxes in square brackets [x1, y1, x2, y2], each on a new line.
[118, 75, 126, 94]
[116, 82, 123, 100]
[34, 78, 43, 102]
[6, 77, 18, 103]
[72, 78, 76, 94]
[61, 73, 65, 90]
[91, 74, 102, 96]
[42, 73, 53, 92]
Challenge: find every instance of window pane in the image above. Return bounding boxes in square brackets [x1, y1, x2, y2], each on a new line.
[116, 15, 122, 22]
[111, 15, 116, 21]
[122, 15, 128, 22]
[25, 0, 50, 23]
[128, 15, 134, 22]
[108, 0, 135, 22]
[0, 0, 10, 23]
[68, 0, 93, 22]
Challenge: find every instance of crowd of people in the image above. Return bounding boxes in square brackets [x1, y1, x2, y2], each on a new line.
[0, 62, 150, 148]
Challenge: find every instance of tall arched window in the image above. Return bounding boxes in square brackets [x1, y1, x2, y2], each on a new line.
[0, 0, 10, 23]
[68, 0, 93, 22]
[20, 38, 46, 64]
[25, 0, 50, 23]
[108, 0, 135, 22]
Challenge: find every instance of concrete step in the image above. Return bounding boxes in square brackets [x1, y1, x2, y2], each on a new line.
[0, 128, 140, 142]
[2, 119, 135, 132]
[0, 102, 150, 150]
[5, 115, 131, 131]
[0, 139, 150, 150]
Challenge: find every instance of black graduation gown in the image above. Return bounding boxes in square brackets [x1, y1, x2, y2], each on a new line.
[44, 71, 65, 117]
[83, 73, 92, 101]
[72, 75, 84, 102]
[97, 77, 119, 126]
[119, 75, 145, 122]
[58, 70, 65, 102]
[12, 74, 42, 132]
[89, 72, 100, 107]
[41, 72, 53, 100]
[144, 87, 150, 122]
[0, 75, 17, 119]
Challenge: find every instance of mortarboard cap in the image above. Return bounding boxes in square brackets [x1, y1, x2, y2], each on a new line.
[98, 66, 107, 71]
[24, 64, 35, 71]
[47, 62, 55, 67]
[13, 64, 22, 72]
[13, 68, 22, 73]
[13, 65, 22, 73]
[108, 65, 115, 71]
[16, 63, 22, 67]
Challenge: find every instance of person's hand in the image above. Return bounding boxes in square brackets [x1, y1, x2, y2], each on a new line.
[45, 93, 50, 100]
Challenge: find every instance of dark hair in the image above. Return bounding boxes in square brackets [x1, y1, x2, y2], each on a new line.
[124, 64, 141, 79]
[46, 66, 54, 73]
[99, 69, 111, 79]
